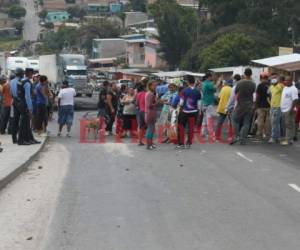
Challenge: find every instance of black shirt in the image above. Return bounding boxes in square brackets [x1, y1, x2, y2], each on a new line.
[98, 87, 107, 109]
[256, 81, 270, 108]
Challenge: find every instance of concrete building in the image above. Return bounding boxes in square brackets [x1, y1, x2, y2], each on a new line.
[126, 38, 146, 68]
[145, 39, 167, 69]
[0, 13, 14, 29]
[92, 38, 126, 59]
[45, 11, 70, 23]
[124, 12, 148, 27]
[148, 0, 198, 8]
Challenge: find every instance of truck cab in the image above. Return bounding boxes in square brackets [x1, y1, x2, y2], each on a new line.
[58, 54, 94, 97]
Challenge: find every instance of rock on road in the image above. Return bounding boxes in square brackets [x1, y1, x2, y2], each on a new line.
[1, 112, 300, 250]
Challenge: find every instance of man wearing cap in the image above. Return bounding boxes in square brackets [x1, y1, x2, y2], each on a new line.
[10, 68, 24, 144]
[14, 68, 40, 145]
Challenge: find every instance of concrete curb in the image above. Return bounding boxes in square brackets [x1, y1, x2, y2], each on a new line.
[0, 136, 49, 191]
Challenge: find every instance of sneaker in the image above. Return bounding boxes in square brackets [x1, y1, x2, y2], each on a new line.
[185, 144, 191, 149]
[240, 140, 246, 145]
[268, 138, 275, 144]
[66, 133, 71, 138]
[175, 145, 185, 150]
[138, 142, 145, 146]
[105, 131, 110, 136]
[280, 140, 289, 146]
[229, 138, 239, 145]
[147, 145, 156, 150]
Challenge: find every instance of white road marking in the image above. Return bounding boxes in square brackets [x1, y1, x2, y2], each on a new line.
[288, 184, 300, 193]
[236, 152, 253, 163]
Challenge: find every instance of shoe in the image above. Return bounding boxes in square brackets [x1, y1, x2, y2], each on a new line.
[138, 142, 145, 146]
[175, 145, 185, 150]
[30, 140, 41, 144]
[293, 137, 298, 142]
[0, 147, 3, 152]
[229, 138, 239, 145]
[66, 133, 71, 138]
[268, 138, 275, 144]
[185, 144, 191, 149]
[280, 140, 289, 146]
[152, 144, 157, 148]
[240, 140, 246, 145]
[18, 141, 31, 146]
[147, 145, 156, 150]
[105, 131, 110, 136]
[162, 138, 170, 144]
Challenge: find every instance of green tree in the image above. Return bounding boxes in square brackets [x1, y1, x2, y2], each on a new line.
[67, 6, 86, 19]
[78, 19, 122, 55]
[149, 0, 198, 69]
[181, 24, 276, 71]
[129, 0, 146, 12]
[8, 5, 26, 19]
[14, 20, 24, 34]
[38, 10, 48, 19]
[44, 26, 78, 52]
[202, 0, 300, 46]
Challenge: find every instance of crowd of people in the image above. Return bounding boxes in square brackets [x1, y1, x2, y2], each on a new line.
[0, 68, 76, 153]
[96, 68, 300, 150]
[1, 67, 300, 152]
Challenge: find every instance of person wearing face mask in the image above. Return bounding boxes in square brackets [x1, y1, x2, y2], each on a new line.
[268, 75, 284, 143]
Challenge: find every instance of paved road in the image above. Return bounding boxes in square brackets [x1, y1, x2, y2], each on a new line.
[38, 112, 300, 250]
[20, 0, 40, 41]
[1, 111, 300, 249]
[74, 93, 98, 110]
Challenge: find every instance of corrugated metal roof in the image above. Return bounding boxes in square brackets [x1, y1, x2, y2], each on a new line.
[252, 53, 300, 67]
[209, 66, 237, 73]
[251, 53, 300, 72]
[153, 71, 204, 78]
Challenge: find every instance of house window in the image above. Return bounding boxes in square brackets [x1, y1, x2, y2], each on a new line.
[139, 43, 144, 48]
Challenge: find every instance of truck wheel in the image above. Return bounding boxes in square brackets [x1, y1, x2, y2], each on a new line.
[86, 94, 93, 98]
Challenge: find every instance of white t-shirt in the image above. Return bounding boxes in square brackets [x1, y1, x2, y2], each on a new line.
[280, 85, 298, 113]
[58, 87, 76, 106]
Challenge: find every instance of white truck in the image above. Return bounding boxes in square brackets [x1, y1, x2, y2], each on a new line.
[39, 54, 58, 91]
[6, 57, 40, 76]
[39, 54, 94, 97]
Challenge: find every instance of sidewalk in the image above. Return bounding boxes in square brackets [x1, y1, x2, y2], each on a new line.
[0, 134, 48, 190]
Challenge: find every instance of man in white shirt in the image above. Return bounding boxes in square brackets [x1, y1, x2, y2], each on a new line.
[57, 81, 76, 137]
[280, 76, 299, 145]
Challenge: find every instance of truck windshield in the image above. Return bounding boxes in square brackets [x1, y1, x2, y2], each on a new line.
[67, 70, 87, 76]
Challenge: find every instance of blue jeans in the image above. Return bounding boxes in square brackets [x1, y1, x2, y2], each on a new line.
[270, 107, 281, 140]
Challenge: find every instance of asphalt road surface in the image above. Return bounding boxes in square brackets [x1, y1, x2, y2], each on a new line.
[20, 0, 41, 41]
[73, 94, 98, 110]
[1, 111, 300, 250]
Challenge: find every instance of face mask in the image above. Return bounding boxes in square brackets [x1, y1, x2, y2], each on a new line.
[271, 79, 278, 84]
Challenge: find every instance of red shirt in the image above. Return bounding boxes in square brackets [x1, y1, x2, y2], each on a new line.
[136, 91, 146, 112]
[2, 83, 12, 107]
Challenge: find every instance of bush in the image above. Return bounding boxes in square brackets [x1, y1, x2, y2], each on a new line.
[8, 5, 26, 19]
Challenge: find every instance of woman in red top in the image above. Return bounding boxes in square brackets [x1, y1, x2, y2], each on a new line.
[145, 81, 158, 150]
[136, 83, 147, 145]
